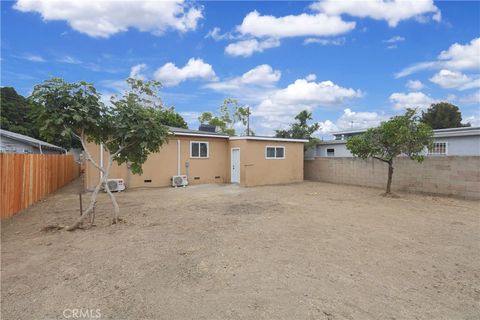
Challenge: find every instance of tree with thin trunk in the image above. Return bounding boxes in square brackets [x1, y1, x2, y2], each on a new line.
[275, 110, 321, 151]
[346, 109, 433, 196]
[30, 78, 169, 230]
[198, 98, 252, 136]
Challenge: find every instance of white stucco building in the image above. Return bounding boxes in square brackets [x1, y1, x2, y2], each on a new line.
[308, 127, 480, 158]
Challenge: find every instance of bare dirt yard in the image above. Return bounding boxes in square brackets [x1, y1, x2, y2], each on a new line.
[1, 179, 479, 320]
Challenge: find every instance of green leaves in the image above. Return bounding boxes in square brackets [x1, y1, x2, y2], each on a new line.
[29, 77, 170, 176]
[29, 78, 104, 148]
[1, 87, 40, 141]
[346, 109, 434, 163]
[274, 110, 320, 150]
[198, 98, 250, 136]
[106, 79, 169, 175]
[158, 108, 188, 128]
[421, 102, 470, 129]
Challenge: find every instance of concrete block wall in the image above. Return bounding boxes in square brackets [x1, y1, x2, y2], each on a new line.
[304, 156, 480, 200]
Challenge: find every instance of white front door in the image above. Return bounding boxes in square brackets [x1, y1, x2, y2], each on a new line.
[231, 148, 240, 184]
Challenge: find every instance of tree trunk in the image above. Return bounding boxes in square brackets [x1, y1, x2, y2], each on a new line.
[103, 155, 120, 224]
[67, 134, 124, 229]
[66, 179, 103, 231]
[386, 160, 394, 194]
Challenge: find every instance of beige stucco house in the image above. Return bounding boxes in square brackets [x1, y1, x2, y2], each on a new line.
[84, 126, 307, 190]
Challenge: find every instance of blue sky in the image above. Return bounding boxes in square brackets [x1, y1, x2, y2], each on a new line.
[2, 0, 479, 136]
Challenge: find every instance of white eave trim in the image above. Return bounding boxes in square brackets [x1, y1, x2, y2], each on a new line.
[433, 130, 480, 138]
[319, 140, 348, 145]
[171, 132, 230, 139]
[229, 136, 309, 143]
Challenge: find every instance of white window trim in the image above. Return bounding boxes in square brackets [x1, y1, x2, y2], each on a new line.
[428, 141, 448, 156]
[190, 141, 209, 159]
[325, 148, 335, 157]
[265, 145, 286, 160]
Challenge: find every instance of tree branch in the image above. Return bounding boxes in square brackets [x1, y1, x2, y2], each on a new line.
[72, 132, 104, 173]
[373, 156, 390, 164]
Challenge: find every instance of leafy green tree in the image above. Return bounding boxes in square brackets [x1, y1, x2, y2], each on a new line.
[159, 107, 188, 128]
[275, 110, 320, 150]
[30, 78, 170, 230]
[1, 87, 39, 138]
[421, 102, 470, 129]
[1, 86, 86, 149]
[346, 109, 434, 195]
[198, 98, 252, 136]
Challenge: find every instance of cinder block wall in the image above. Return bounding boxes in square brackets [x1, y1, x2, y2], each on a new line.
[304, 157, 480, 199]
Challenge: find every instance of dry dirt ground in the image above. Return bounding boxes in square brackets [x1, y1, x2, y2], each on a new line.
[1, 179, 479, 320]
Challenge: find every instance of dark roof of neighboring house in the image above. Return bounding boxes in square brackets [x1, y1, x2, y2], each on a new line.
[168, 126, 230, 138]
[0, 129, 66, 152]
[168, 127, 308, 142]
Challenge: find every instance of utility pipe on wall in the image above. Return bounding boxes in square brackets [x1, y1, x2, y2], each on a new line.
[177, 140, 181, 175]
[100, 143, 104, 180]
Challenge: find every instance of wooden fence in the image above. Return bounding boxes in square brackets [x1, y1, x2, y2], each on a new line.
[0, 154, 79, 219]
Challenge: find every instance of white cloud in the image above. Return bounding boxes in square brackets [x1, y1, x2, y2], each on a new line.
[429, 69, 480, 90]
[205, 65, 281, 103]
[179, 111, 201, 128]
[154, 58, 217, 87]
[225, 9, 354, 57]
[317, 108, 388, 136]
[384, 36, 405, 49]
[305, 74, 317, 81]
[255, 78, 362, 126]
[463, 110, 480, 126]
[335, 108, 388, 130]
[303, 37, 346, 46]
[395, 61, 437, 78]
[317, 120, 339, 135]
[405, 80, 424, 90]
[236, 10, 355, 39]
[384, 36, 405, 44]
[57, 55, 81, 64]
[311, 0, 441, 27]
[395, 38, 480, 78]
[129, 63, 148, 80]
[446, 94, 457, 102]
[205, 27, 233, 41]
[23, 54, 45, 62]
[459, 91, 480, 106]
[389, 91, 435, 110]
[225, 38, 280, 57]
[206, 64, 280, 92]
[14, 0, 203, 38]
[438, 38, 480, 70]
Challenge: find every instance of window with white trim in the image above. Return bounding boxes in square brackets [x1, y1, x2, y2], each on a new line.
[265, 146, 285, 159]
[428, 142, 447, 155]
[190, 141, 209, 158]
[326, 148, 335, 157]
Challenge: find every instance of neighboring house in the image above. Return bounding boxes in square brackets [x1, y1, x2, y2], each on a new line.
[310, 126, 480, 158]
[0, 129, 66, 154]
[84, 126, 307, 190]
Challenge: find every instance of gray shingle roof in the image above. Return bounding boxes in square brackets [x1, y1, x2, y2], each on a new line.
[0, 129, 66, 152]
[168, 127, 230, 137]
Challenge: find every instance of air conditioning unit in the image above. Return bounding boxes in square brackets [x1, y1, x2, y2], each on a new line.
[172, 175, 188, 187]
[105, 178, 126, 192]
